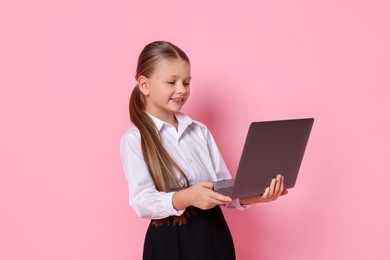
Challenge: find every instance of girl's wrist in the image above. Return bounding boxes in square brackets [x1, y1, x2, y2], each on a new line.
[239, 196, 257, 205]
[239, 198, 249, 206]
[172, 188, 191, 211]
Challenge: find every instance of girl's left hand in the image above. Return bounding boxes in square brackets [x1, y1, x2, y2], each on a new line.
[239, 174, 288, 205]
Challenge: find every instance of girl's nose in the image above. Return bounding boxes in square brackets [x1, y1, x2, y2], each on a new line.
[176, 83, 187, 94]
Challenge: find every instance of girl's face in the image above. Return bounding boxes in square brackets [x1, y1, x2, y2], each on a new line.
[139, 58, 191, 123]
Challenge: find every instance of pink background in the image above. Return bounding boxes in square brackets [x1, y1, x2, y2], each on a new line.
[1, 0, 389, 259]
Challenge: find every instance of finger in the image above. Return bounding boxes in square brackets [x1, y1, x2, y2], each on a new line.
[268, 178, 280, 201]
[278, 175, 285, 196]
[205, 188, 232, 201]
[204, 194, 230, 207]
[268, 177, 277, 197]
[199, 181, 214, 189]
[262, 187, 270, 199]
[274, 175, 285, 199]
[274, 175, 282, 194]
[210, 192, 232, 203]
[209, 197, 229, 206]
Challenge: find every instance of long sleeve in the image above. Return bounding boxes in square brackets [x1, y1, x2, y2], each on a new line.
[120, 132, 185, 219]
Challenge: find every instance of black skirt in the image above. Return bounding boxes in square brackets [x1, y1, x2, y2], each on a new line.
[143, 206, 235, 260]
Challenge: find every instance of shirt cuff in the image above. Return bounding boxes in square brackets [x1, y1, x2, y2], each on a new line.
[225, 198, 250, 210]
[165, 192, 185, 216]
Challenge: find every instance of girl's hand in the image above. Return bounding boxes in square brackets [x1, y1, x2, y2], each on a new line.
[239, 174, 288, 205]
[173, 181, 232, 210]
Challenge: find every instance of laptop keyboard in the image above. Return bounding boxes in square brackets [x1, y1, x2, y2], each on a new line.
[217, 186, 233, 197]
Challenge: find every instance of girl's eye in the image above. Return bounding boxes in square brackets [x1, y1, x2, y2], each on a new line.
[184, 82, 191, 87]
[167, 81, 175, 85]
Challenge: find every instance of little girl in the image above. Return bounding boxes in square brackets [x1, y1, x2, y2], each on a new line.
[120, 41, 286, 260]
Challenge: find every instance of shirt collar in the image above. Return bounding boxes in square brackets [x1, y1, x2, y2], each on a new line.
[146, 112, 195, 131]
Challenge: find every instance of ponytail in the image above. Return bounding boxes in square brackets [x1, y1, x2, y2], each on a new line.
[129, 41, 195, 225]
[129, 86, 190, 192]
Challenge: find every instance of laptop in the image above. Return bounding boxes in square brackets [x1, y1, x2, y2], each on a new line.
[213, 118, 314, 199]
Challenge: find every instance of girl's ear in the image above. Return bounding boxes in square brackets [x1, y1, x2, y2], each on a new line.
[137, 76, 150, 96]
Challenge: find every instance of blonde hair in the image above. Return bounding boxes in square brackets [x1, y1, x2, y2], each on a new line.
[129, 41, 193, 225]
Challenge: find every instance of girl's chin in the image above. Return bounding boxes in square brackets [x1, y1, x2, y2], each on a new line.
[169, 102, 186, 110]
[171, 107, 183, 113]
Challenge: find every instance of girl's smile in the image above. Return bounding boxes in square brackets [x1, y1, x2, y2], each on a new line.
[170, 96, 186, 105]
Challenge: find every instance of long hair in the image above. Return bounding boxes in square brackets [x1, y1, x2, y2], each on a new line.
[129, 41, 193, 225]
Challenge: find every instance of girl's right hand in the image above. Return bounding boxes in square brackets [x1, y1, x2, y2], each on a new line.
[173, 181, 232, 211]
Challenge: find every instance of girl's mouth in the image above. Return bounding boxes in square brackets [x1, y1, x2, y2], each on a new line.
[170, 97, 186, 105]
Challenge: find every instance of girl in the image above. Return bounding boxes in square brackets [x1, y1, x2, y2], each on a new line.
[120, 41, 286, 260]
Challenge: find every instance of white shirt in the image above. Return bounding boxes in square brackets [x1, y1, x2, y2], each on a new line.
[120, 112, 245, 220]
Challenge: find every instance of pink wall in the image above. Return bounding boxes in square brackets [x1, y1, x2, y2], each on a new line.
[1, 0, 389, 259]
